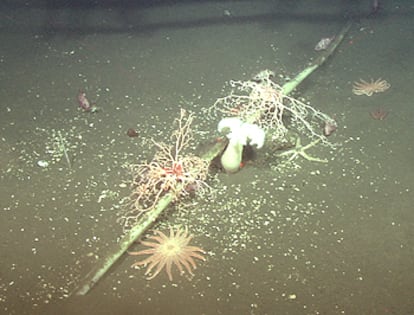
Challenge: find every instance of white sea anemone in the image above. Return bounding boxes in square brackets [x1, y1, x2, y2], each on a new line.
[218, 117, 265, 173]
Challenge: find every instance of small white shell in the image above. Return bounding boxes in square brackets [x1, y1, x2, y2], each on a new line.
[37, 160, 49, 168]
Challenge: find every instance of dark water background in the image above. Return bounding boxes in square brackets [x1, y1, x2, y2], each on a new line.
[1, 1, 413, 314]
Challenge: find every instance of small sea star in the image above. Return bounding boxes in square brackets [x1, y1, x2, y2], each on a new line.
[277, 137, 328, 163]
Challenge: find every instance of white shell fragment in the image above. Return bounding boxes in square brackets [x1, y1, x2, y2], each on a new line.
[37, 160, 49, 168]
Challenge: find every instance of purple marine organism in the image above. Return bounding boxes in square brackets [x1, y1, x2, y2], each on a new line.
[77, 90, 91, 111]
[77, 90, 97, 112]
[371, 0, 380, 15]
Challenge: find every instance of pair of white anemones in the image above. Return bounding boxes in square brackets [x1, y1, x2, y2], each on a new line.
[218, 117, 265, 173]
